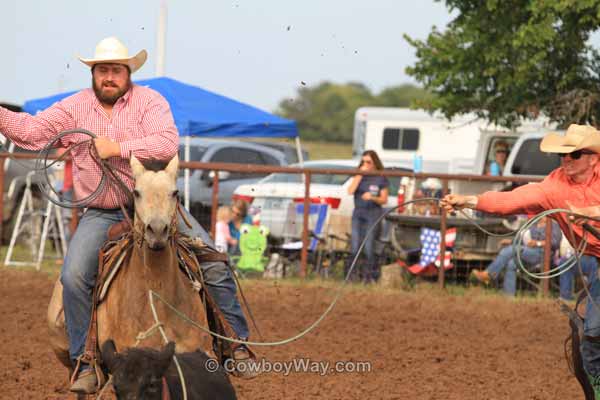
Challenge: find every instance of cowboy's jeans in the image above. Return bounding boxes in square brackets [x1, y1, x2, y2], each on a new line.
[178, 206, 249, 341]
[486, 245, 543, 296]
[559, 255, 598, 300]
[61, 207, 249, 364]
[582, 269, 600, 378]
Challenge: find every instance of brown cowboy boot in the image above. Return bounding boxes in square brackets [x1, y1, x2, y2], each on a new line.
[70, 369, 98, 394]
[230, 344, 262, 379]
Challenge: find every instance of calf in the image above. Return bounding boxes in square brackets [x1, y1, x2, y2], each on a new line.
[102, 340, 237, 400]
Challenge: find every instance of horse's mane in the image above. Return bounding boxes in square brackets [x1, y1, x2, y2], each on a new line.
[139, 158, 170, 172]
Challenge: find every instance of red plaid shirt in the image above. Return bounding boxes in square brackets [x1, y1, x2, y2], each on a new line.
[0, 84, 178, 209]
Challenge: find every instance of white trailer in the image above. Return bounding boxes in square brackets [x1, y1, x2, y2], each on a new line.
[352, 107, 552, 176]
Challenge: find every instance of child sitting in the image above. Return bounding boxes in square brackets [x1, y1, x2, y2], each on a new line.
[215, 206, 237, 253]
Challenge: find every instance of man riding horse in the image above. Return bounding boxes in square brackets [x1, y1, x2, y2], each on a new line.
[440, 124, 600, 399]
[0, 37, 258, 393]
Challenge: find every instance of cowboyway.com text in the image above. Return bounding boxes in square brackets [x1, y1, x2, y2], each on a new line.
[205, 357, 372, 376]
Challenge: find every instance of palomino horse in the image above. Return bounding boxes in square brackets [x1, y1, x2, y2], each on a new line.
[47, 155, 212, 385]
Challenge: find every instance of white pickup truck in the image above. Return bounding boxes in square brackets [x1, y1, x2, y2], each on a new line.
[502, 132, 560, 179]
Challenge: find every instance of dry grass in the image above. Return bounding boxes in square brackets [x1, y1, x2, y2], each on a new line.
[242, 138, 353, 161]
[0, 243, 554, 305]
[301, 141, 353, 160]
[0, 243, 62, 277]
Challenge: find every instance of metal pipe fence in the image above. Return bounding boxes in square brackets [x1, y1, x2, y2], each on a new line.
[1, 152, 554, 294]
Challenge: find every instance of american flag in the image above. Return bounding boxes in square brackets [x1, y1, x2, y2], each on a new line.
[417, 227, 457, 269]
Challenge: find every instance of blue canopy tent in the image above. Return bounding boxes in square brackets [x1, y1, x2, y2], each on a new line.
[23, 76, 300, 208]
[24, 76, 298, 138]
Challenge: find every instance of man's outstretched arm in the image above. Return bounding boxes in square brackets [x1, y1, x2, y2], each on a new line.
[440, 182, 549, 216]
[0, 102, 75, 150]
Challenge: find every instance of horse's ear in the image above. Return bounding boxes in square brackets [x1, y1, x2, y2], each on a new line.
[163, 341, 176, 359]
[165, 155, 179, 178]
[159, 342, 176, 372]
[130, 155, 146, 179]
[101, 339, 120, 372]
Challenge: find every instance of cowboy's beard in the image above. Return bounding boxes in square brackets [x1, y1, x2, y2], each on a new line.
[92, 77, 132, 105]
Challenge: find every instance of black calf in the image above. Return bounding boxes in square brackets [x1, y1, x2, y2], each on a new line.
[102, 340, 237, 400]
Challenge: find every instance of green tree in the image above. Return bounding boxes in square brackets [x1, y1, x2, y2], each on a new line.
[277, 82, 375, 143]
[405, 0, 600, 128]
[277, 82, 430, 142]
[376, 84, 433, 107]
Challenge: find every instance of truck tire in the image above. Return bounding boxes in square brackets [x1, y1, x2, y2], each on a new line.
[389, 223, 421, 261]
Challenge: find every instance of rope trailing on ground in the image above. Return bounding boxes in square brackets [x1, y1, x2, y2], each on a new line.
[146, 198, 440, 347]
[28, 133, 600, 345]
[146, 198, 600, 347]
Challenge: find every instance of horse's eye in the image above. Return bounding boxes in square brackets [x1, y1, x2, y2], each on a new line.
[133, 189, 141, 198]
[172, 190, 179, 198]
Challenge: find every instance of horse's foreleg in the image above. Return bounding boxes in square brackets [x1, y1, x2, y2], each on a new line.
[47, 279, 72, 370]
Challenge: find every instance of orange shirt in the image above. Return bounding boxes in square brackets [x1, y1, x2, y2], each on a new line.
[476, 163, 600, 257]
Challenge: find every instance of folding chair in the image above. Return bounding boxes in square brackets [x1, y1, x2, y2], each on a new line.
[270, 203, 329, 277]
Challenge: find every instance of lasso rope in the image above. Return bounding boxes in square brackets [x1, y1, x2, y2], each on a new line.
[144, 198, 447, 347]
[141, 198, 600, 349]
[27, 131, 600, 369]
[33, 128, 133, 209]
[456, 205, 600, 314]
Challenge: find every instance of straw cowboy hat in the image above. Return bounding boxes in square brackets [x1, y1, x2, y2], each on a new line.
[79, 37, 147, 73]
[540, 124, 600, 154]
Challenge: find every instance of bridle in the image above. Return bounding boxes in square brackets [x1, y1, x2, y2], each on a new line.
[132, 204, 179, 250]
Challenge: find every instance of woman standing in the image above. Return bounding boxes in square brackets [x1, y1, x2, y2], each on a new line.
[346, 150, 389, 283]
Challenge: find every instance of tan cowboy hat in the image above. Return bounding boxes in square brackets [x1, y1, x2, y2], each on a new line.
[79, 37, 147, 73]
[493, 140, 509, 152]
[540, 124, 600, 154]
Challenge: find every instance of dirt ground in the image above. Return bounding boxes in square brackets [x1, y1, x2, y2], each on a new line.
[0, 267, 584, 399]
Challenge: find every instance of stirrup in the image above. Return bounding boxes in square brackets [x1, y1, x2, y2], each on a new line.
[229, 346, 262, 379]
[70, 355, 105, 393]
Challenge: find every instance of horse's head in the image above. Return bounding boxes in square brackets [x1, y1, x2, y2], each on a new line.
[130, 155, 179, 250]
